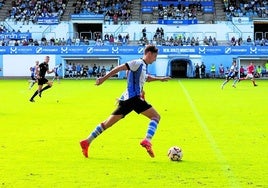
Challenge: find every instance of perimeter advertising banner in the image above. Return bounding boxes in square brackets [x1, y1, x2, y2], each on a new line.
[1, 46, 268, 55]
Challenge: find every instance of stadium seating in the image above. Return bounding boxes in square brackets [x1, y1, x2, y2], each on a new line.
[0, 0, 267, 46]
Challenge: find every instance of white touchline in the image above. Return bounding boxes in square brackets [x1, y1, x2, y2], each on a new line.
[178, 80, 240, 187]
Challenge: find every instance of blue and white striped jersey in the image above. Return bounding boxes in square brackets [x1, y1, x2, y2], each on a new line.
[119, 59, 148, 101]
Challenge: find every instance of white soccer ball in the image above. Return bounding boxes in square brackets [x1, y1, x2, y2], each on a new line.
[167, 146, 183, 161]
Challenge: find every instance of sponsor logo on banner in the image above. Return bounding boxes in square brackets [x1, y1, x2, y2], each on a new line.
[138, 47, 144, 54]
[112, 47, 119, 54]
[61, 47, 68, 53]
[10, 47, 17, 54]
[36, 47, 43, 53]
[41, 47, 59, 53]
[199, 47, 206, 54]
[0, 46, 266, 55]
[250, 47, 257, 54]
[118, 47, 136, 54]
[87, 47, 93, 54]
[225, 47, 231, 54]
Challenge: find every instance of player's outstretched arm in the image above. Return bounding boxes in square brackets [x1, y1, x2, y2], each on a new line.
[146, 75, 171, 82]
[47, 69, 54, 74]
[96, 64, 128, 85]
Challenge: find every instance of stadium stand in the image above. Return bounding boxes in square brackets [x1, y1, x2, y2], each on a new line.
[0, 0, 267, 46]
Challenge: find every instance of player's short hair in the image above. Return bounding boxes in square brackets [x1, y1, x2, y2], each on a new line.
[144, 45, 158, 54]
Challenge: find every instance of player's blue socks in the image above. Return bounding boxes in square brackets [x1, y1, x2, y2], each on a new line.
[87, 124, 104, 143]
[146, 118, 158, 141]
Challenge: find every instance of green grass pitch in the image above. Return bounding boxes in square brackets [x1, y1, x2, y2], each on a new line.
[0, 78, 267, 188]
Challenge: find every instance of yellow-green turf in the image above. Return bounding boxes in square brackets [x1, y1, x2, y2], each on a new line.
[0, 78, 267, 188]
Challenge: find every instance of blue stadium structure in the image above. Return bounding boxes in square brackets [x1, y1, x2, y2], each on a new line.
[0, 0, 268, 78]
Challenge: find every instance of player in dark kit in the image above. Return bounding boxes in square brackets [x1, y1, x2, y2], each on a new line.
[29, 56, 54, 102]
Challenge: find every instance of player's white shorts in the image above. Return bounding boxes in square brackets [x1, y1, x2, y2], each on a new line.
[247, 73, 254, 78]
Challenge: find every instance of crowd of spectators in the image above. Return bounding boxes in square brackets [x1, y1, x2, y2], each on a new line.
[0, 0, 268, 47]
[8, 0, 67, 24]
[139, 27, 218, 46]
[158, 2, 203, 20]
[73, 0, 132, 24]
[0, 0, 6, 8]
[0, 25, 131, 46]
[1, 22, 268, 47]
[64, 63, 114, 78]
[228, 35, 268, 46]
[224, 0, 268, 20]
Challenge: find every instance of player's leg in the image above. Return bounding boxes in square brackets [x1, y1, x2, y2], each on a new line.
[29, 78, 36, 90]
[57, 76, 60, 83]
[141, 107, 160, 141]
[251, 75, 257, 86]
[232, 77, 239, 88]
[52, 74, 56, 82]
[89, 114, 123, 142]
[29, 83, 43, 102]
[80, 114, 123, 158]
[39, 80, 53, 97]
[221, 77, 230, 89]
[140, 107, 160, 157]
[240, 74, 248, 81]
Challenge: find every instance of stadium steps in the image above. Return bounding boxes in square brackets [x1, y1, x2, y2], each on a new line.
[61, 0, 77, 21]
[214, 0, 226, 21]
[131, 0, 141, 22]
[0, 0, 12, 21]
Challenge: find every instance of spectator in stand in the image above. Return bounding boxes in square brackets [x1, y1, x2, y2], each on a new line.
[240, 65, 246, 78]
[84, 36, 89, 45]
[195, 63, 200, 78]
[203, 36, 209, 45]
[142, 27, 146, 38]
[246, 36, 253, 45]
[41, 36, 47, 46]
[9, 0, 67, 24]
[195, 37, 200, 46]
[66, 37, 72, 46]
[237, 37, 243, 46]
[104, 33, 109, 41]
[190, 37, 196, 46]
[219, 64, 225, 78]
[208, 36, 213, 45]
[76, 63, 82, 79]
[265, 61, 268, 73]
[100, 66, 106, 77]
[50, 37, 55, 46]
[110, 64, 114, 71]
[92, 64, 98, 77]
[212, 37, 218, 46]
[256, 65, 262, 78]
[200, 62, 206, 78]
[75, 37, 80, 46]
[210, 64, 216, 78]
[109, 34, 115, 45]
[230, 36, 236, 46]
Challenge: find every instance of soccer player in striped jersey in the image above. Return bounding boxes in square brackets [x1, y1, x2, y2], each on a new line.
[221, 60, 239, 89]
[28, 60, 39, 90]
[80, 45, 171, 158]
[52, 63, 62, 83]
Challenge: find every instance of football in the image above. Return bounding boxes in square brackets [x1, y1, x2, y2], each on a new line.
[167, 146, 183, 161]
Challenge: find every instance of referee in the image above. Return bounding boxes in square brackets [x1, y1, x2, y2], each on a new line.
[29, 56, 54, 102]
